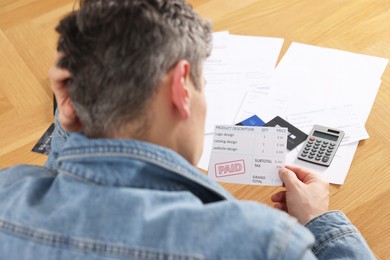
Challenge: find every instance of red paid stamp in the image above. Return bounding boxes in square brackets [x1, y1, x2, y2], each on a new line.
[215, 159, 246, 178]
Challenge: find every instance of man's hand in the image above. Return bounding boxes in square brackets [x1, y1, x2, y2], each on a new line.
[271, 165, 329, 224]
[49, 53, 81, 132]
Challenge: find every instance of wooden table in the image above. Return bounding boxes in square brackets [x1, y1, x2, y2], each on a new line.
[192, 1, 390, 258]
[0, 0, 389, 258]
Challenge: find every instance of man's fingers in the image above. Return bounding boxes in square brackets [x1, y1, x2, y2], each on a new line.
[285, 165, 311, 179]
[279, 167, 300, 190]
[273, 202, 287, 212]
[271, 191, 286, 203]
[285, 165, 326, 184]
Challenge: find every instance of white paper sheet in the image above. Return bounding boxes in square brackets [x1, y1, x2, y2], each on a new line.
[208, 125, 287, 186]
[286, 104, 369, 145]
[204, 32, 284, 133]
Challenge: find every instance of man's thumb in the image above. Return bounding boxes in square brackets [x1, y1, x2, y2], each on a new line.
[279, 167, 299, 189]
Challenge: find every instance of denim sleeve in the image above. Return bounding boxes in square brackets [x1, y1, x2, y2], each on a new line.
[44, 110, 70, 170]
[305, 211, 376, 259]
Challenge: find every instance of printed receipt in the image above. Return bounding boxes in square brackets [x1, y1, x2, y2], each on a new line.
[208, 125, 287, 186]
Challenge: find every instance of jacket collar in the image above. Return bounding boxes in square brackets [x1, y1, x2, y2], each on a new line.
[57, 134, 234, 203]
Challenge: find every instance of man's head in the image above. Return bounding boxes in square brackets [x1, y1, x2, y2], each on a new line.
[55, 0, 211, 138]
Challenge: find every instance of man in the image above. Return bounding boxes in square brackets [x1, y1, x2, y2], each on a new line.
[0, 0, 374, 259]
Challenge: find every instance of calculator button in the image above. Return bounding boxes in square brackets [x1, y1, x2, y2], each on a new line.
[330, 143, 336, 146]
[325, 152, 332, 156]
[301, 153, 307, 157]
[322, 157, 329, 163]
[309, 155, 314, 159]
[321, 144, 327, 148]
[323, 141, 329, 145]
[309, 137, 315, 142]
[310, 152, 316, 156]
[316, 140, 322, 143]
[318, 151, 324, 155]
[315, 157, 321, 161]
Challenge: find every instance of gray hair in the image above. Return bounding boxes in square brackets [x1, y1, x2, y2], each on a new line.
[56, 0, 212, 137]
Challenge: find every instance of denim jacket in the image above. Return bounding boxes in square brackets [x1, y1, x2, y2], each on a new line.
[0, 121, 375, 259]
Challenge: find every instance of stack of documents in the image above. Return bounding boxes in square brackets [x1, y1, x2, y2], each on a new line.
[199, 32, 388, 185]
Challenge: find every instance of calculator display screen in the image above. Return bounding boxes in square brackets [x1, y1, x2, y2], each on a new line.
[313, 131, 338, 141]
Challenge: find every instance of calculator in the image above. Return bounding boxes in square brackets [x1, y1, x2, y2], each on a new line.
[298, 125, 344, 167]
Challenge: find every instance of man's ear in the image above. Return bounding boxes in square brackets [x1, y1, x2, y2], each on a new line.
[170, 60, 191, 120]
[49, 63, 81, 132]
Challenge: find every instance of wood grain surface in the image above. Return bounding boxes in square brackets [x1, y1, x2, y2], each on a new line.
[0, 0, 389, 258]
